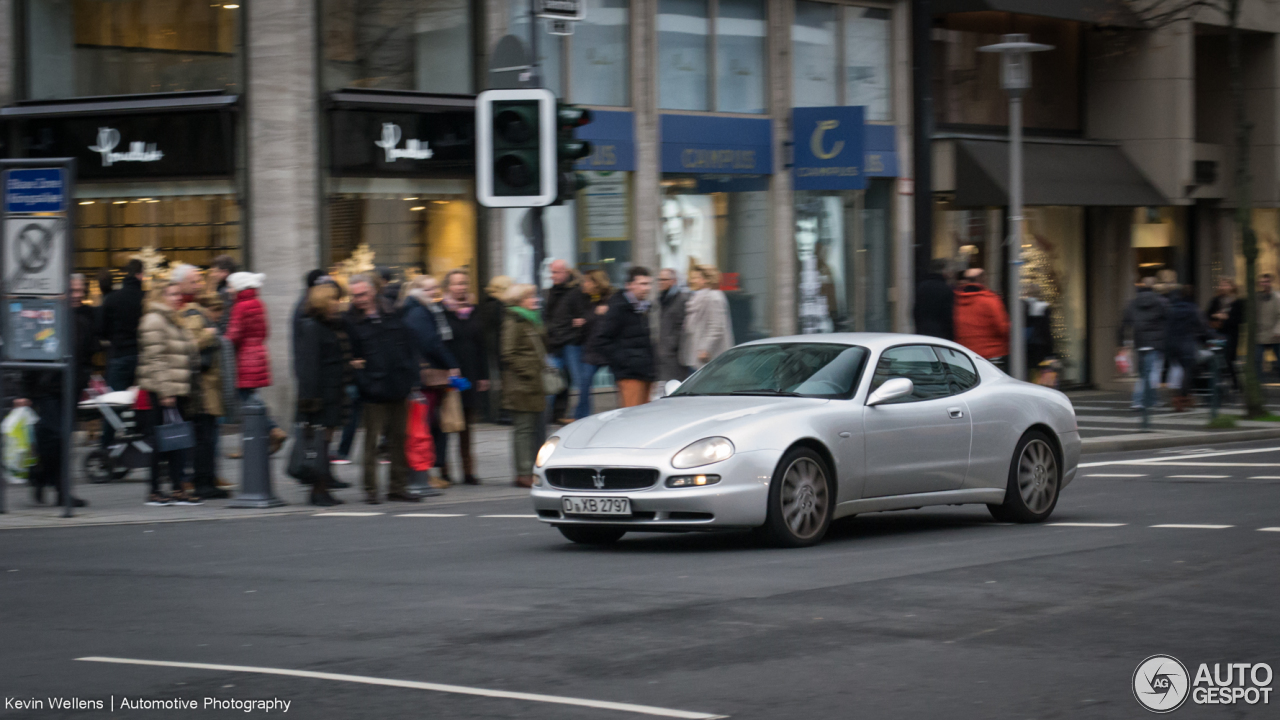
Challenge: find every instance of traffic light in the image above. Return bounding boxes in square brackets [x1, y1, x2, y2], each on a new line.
[476, 88, 557, 208]
[555, 103, 593, 205]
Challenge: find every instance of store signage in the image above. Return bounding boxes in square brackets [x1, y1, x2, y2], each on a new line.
[660, 115, 773, 175]
[88, 127, 163, 167]
[864, 124, 900, 178]
[3, 167, 66, 214]
[792, 106, 865, 191]
[575, 110, 635, 172]
[374, 123, 434, 162]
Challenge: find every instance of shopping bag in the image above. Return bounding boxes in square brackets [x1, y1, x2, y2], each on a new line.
[405, 395, 436, 472]
[287, 422, 328, 483]
[155, 408, 195, 453]
[2, 406, 39, 484]
[1115, 349, 1133, 377]
[440, 389, 466, 433]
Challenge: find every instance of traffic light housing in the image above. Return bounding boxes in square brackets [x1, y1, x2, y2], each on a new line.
[555, 103, 593, 205]
[477, 88, 557, 208]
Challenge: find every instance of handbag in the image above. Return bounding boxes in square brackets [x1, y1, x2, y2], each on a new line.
[529, 331, 567, 396]
[420, 364, 453, 389]
[155, 407, 195, 453]
[286, 422, 329, 483]
[440, 389, 467, 433]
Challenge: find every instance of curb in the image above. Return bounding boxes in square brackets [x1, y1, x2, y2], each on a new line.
[1081, 427, 1280, 455]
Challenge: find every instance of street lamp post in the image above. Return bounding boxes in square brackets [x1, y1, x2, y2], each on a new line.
[979, 34, 1052, 381]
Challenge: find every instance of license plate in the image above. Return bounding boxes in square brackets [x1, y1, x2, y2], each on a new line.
[562, 496, 631, 515]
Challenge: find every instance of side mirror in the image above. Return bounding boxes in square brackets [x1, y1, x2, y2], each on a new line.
[663, 379, 683, 396]
[867, 377, 913, 406]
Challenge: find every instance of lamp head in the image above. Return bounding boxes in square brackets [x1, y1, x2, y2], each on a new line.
[978, 33, 1054, 92]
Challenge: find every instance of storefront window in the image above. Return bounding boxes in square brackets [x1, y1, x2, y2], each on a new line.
[795, 179, 892, 334]
[792, 3, 892, 120]
[715, 0, 767, 114]
[659, 0, 766, 113]
[570, 0, 631, 107]
[74, 192, 242, 274]
[933, 13, 1081, 132]
[327, 183, 477, 280]
[661, 177, 772, 341]
[24, 0, 242, 100]
[658, 0, 710, 111]
[322, 0, 474, 94]
[1023, 207, 1085, 383]
[1131, 207, 1187, 283]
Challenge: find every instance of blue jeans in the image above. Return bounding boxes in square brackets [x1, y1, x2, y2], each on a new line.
[564, 345, 596, 420]
[1131, 350, 1162, 408]
[338, 387, 361, 458]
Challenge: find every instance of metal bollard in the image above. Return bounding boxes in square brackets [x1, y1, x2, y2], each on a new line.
[227, 399, 285, 508]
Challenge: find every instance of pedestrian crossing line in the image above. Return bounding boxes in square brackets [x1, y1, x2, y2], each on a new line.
[1150, 524, 1234, 529]
[1085, 473, 1148, 478]
[396, 513, 467, 518]
[1259, 527, 1280, 532]
[1049, 522, 1128, 527]
[479, 514, 538, 518]
[1248, 476, 1280, 480]
[313, 512, 385, 517]
[1166, 475, 1230, 479]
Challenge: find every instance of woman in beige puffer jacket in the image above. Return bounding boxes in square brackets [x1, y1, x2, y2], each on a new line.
[137, 281, 201, 505]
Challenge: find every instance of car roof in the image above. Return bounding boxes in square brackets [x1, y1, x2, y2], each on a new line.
[739, 333, 972, 354]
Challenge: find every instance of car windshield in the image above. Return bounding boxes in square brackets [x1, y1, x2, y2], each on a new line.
[671, 343, 869, 399]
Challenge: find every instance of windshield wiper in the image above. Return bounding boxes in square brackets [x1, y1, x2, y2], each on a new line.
[729, 389, 800, 397]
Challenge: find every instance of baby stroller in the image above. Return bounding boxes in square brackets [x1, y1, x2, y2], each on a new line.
[79, 387, 151, 483]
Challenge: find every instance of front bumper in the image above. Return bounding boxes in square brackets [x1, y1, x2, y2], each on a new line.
[1060, 430, 1081, 489]
[530, 448, 780, 530]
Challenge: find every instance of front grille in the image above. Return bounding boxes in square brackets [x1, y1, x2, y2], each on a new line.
[546, 467, 659, 490]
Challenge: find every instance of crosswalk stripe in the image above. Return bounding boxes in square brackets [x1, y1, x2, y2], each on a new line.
[1049, 522, 1127, 527]
[1248, 476, 1280, 480]
[1085, 473, 1147, 477]
[1167, 475, 1230, 479]
[1259, 527, 1280, 532]
[479, 514, 538, 518]
[396, 513, 466, 518]
[1150, 524, 1233, 529]
[313, 512, 384, 517]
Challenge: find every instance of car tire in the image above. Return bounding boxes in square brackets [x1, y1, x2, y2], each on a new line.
[762, 447, 834, 548]
[988, 429, 1061, 523]
[558, 526, 627, 545]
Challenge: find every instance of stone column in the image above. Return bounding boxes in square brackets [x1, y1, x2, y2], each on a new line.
[0, 0, 13, 107]
[631, 0, 659, 272]
[245, 0, 321, 419]
[481, 0, 510, 281]
[893, 0, 914, 332]
[769, 0, 796, 336]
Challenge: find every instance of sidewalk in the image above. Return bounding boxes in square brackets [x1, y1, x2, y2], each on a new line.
[1066, 387, 1280, 453]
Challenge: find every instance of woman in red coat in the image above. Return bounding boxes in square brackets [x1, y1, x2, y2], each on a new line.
[226, 272, 287, 453]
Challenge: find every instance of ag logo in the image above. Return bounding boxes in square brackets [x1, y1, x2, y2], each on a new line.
[1134, 654, 1190, 713]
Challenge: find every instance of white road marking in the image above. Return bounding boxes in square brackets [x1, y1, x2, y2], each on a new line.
[1259, 527, 1280, 532]
[479, 514, 539, 518]
[1248, 476, 1280, 480]
[1099, 462, 1280, 467]
[1150, 524, 1234, 529]
[396, 513, 467, 518]
[1080, 445, 1280, 469]
[75, 657, 725, 719]
[1166, 475, 1230, 479]
[1048, 522, 1128, 527]
[313, 512, 384, 517]
[1084, 473, 1147, 478]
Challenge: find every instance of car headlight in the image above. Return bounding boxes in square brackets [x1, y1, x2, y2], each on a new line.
[535, 437, 560, 468]
[672, 437, 735, 469]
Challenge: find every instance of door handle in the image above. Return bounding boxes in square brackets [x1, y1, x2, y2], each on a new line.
[948, 407, 964, 419]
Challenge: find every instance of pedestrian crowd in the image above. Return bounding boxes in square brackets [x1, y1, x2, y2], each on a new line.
[5, 257, 736, 508]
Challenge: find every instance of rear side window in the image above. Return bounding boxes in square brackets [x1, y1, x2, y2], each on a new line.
[869, 345, 951, 402]
[935, 347, 979, 393]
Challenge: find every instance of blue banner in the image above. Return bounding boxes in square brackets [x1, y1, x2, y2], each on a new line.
[660, 115, 773, 175]
[575, 110, 636, 172]
[792, 106, 865, 191]
[4, 168, 67, 214]
[864, 123, 899, 178]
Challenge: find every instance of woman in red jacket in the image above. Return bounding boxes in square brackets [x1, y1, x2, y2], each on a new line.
[226, 272, 288, 453]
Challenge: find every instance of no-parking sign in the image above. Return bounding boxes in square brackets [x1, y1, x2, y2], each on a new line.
[4, 217, 66, 295]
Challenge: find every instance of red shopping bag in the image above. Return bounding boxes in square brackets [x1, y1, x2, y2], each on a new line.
[405, 393, 436, 472]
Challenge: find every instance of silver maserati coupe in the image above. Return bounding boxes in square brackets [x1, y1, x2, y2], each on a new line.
[530, 333, 1080, 547]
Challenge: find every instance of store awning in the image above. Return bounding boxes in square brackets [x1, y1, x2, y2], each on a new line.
[326, 89, 475, 112]
[932, 0, 1142, 26]
[1, 90, 237, 118]
[953, 138, 1165, 207]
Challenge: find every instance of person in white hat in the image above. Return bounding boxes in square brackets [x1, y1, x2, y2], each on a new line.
[225, 271, 288, 454]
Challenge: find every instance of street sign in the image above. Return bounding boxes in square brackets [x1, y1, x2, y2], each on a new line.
[535, 0, 585, 21]
[4, 217, 66, 295]
[548, 19, 574, 35]
[3, 167, 67, 214]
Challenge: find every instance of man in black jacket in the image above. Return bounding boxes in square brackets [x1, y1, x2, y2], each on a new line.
[1119, 276, 1169, 410]
[344, 275, 420, 504]
[598, 266, 656, 407]
[99, 259, 145, 390]
[913, 258, 954, 340]
[543, 259, 578, 422]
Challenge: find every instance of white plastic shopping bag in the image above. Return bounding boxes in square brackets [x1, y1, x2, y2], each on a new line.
[2, 406, 39, 484]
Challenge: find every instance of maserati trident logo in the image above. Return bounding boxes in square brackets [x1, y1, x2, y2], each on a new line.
[1134, 654, 1190, 713]
[592, 471, 606, 489]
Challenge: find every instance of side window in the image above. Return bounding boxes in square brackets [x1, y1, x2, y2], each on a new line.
[869, 345, 952, 402]
[935, 346, 979, 393]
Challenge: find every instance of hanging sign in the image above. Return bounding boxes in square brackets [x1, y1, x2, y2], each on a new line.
[535, 0, 585, 21]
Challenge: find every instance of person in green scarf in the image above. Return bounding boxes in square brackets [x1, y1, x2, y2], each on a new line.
[501, 284, 549, 487]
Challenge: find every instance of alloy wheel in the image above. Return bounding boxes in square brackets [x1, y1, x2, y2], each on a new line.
[780, 457, 829, 540]
[1017, 438, 1058, 514]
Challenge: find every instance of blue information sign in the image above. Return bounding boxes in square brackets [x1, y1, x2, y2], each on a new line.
[4, 168, 67, 214]
[792, 106, 866, 191]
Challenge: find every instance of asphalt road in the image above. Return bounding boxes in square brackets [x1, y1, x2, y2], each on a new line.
[4, 440, 1280, 719]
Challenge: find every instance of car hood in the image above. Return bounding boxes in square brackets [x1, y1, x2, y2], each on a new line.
[560, 396, 829, 450]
